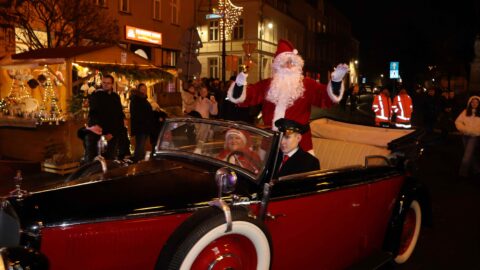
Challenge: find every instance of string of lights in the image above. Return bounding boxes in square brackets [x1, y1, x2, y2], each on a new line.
[218, 0, 243, 40]
[38, 75, 65, 124]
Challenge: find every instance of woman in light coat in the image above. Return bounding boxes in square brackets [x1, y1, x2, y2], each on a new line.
[194, 86, 218, 119]
[455, 96, 480, 178]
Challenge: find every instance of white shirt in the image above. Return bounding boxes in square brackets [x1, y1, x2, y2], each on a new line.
[284, 147, 299, 158]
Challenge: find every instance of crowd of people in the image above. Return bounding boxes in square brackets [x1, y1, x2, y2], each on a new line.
[368, 85, 480, 179]
[78, 75, 167, 164]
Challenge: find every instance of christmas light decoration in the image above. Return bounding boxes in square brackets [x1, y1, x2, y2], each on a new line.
[0, 78, 32, 116]
[6, 78, 31, 101]
[218, 0, 243, 40]
[38, 69, 65, 125]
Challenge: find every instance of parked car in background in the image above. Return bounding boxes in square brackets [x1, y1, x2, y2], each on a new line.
[0, 117, 431, 270]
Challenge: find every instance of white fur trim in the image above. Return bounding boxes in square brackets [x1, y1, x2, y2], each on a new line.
[227, 82, 247, 104]
[326, 81, 345, 103]
[293, 49, 298, 55]
[225, 129, 247, 146]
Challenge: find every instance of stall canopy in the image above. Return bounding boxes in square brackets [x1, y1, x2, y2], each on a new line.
[0, 45, 174, 130]
[0, 46, 174, 163]
[2, 45, 172, 81]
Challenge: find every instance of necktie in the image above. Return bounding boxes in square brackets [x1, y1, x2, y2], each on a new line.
[280, 154, 289, 169]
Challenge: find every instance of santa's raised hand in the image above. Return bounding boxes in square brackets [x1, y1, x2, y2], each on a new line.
[235, 71, 248, 86]
[229, 72, 248, 101]
[331, 63, 350, 82]
[327, 63, 350, 102]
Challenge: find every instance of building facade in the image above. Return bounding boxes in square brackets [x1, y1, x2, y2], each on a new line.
[2, 0, 359, 89]
[195, 0, 359, 84]
[1, 1, 197, 92]
[98, 0, 194, 70]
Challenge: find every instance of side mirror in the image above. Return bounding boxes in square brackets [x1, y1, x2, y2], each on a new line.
[97, 135, 108, 157]
[211, 168, 238, 233]
[215, 167, 237, 197]
[0, 247, 49, 270]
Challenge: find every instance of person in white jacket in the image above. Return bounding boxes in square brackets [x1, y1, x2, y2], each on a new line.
[455, 95, 480, 178]
[194, 86, 218, 119]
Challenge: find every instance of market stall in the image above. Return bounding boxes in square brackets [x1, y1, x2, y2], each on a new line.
[0, 45, 173, 170]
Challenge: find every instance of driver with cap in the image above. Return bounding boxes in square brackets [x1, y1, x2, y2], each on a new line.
[275, 118, 320, 177]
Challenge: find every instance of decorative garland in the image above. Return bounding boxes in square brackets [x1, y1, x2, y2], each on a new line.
[78, 63, 174, 81]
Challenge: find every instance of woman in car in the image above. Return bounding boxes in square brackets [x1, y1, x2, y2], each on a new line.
[217, 129, 261, 174]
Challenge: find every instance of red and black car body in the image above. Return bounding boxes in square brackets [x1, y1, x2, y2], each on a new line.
[0, 118, 431, 270]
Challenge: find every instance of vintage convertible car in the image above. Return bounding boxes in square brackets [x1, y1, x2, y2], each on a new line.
[0, 118, 431, 270]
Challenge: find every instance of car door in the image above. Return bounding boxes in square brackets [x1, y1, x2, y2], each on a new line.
[265, 173, 369, 270]
[359, 175, 405, 258]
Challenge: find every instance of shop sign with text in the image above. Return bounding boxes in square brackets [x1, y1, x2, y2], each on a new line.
[125, 25, 162, 45]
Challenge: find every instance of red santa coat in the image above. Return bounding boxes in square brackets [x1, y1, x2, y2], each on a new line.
[231, 77, 335, 151]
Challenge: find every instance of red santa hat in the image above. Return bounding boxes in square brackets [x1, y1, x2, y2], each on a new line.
[225, 129, 248, 145]
[275, 39, 298, 58]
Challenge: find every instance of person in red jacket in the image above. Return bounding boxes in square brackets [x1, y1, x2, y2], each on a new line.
[227, 39, 349, 155]
[217, 129, 261, 174]
[392, 88, 413, 128]
[372, 87, 392, 127]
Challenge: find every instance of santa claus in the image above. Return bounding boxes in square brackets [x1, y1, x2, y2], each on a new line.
[227, 39, 349, 154]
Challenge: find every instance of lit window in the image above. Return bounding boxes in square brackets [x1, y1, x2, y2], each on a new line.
[119, 0, 129, 12]
[208, 57, 219, 79]
[162, 50, 177, 67]
[170, 0, 179, 24]
[232, 18, 244, 40]
[153, 0, 161, 20]
[209, 21, 219, 41]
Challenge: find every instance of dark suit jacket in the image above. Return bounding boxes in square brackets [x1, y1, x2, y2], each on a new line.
[277, 148, 320, 177]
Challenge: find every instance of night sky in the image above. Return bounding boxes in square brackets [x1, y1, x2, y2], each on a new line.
[329, 0, 480, 88]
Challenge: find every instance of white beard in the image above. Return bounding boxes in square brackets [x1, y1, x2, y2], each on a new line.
[266, 65, 305, 130]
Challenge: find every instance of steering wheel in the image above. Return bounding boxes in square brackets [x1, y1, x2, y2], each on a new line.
[225, 151, 259, 173]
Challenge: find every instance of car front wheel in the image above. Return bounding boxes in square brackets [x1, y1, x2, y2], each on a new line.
[156, 207, 271, 270]
[394, 200, 422, 264]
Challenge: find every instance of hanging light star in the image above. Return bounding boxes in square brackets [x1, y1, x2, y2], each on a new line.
[218, 0, 243, 40]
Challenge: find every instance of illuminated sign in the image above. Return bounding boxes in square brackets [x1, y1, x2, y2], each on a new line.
[389, 61, 399, 79]
[125, 25, 162, 45]
[206, 8, 223, 20]
[206, 13, 223, 19]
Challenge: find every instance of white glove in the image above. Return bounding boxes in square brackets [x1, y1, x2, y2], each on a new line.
[235, 72, 248, 86]
[331, 63, 349, 82]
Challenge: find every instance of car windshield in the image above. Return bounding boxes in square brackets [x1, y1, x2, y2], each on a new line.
[157, 119, 275, 176]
